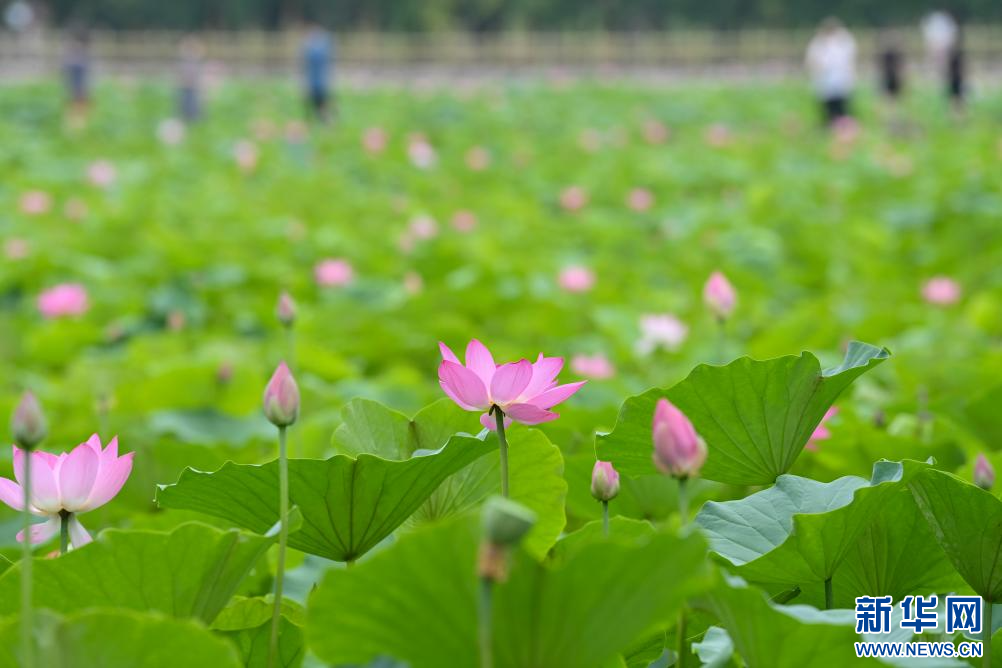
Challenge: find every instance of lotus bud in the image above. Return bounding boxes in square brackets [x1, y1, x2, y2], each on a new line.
[262, 362, 299, 427]
[703, 271, 737, 320]
[482, 496, 536, 548]
[652, 398, 707, 479]
[11, 391, 46, 449]
[590, 460, 620, 502]
[974, 454, 995, 490]
[276, 291, 296, 327]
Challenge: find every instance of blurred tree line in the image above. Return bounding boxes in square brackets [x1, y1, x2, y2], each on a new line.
[42, 0, 999, 30]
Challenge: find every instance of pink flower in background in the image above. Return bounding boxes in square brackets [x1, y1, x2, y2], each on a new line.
[4, 238, 29, 260]
[362, 127, 388, 154]
[590, 460, 620, 501]
[314, 258, 355, 287]
[805, 407, 838, 451]
[832, 116, 861, 145]
[559, 186, 588, 212]
[409, 215, 439, 240]
[87, 160, 117, 188]
[0, 436, 134, 548]
[234, 140, 259, 172]
[465, 146, 491, 171]
[407, 135, 437, 169]
[652, 399, 706, 478]
[571, 353, 615, 380]
[922, 276, 961, 306]
[37, 283, 89, 319]
[704, 123, 732, 148]
[64, 197, 88, 221]
[636, 313, 689, 355]
[703, 271, 737, 320]
[438, 339, 586, 430]
[157, 118, 185, 145]
[642, 119, 670, 144]
[974, 453, 995, 490]
[19, 190, 51, 216]
[451, 210, 478, 233]
[558, 265, 595, 293]
[626, 187, 654, 212]
[403, 271, 423, 295]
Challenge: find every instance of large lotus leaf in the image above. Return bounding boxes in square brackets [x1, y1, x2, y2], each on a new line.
[0, 555, 9, 577]
[332, 398, 567, 559]
[596, 342, 889, 485]
[909, 468, 1002, 602]
[695, 460, 927, 587]
[307, 515, 713, 668]
[0, 609, 243, 668]
[211, 596, 305, 668]
[0, 523, 276, 624]
[156, 435, 494, 561]
[697, 576, 964, 668]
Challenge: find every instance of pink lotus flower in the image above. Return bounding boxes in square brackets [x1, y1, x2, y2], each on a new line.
[362, 127, 388, 154]
[975, 453, 995, 490]
[571, 353, 615, 380]
[451, 210, 478, 233]
[704, 271, 737, 320]
[407, 135, 436, 169]
[559, 186, 588, 212]
[263, 361, 300, 427]
[4, 238, 29, 260]
[157, 118, 186, 145]
[314, 258, 354, 287]
[652, 399, 706, 478]
[591, 461, 620, 502]
[636, 313, 689, 355]
[642, 119, 670, 144]
[403, 271, 423, 295]
[922, 276, 961, 306]
[37, 283, 89, 319]
[252, 118, 277, 142]
[0, 435, 134, 548]
[704, 123, 732, 148]
[805, 407, 838, 451]
[408, 215, 439, 240]
[465, 146, 491, 171]
[438, 339, 585, 430]
[558, 266, 595, 293]
[19, 190, 51, 216]
[276, 291, 296, 326]
[87, 160, 117, 188]
[626, 187, 654, 212]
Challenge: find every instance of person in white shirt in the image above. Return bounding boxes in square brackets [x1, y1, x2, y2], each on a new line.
[805, 18, 858, 126]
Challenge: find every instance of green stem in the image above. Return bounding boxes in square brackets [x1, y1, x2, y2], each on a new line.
[602, 500, 609, 536]
[59, 511, 69, 556]
[268, 426, 289, 668]
[677, 477, 689, 528]
[21, 450, 33, 668]
[478, 576, 494, 668]
[716, 317, 727, 363]
[984, 600, 992, 668]
[492, 407, 510, 498]
[824, 577, 833, 610]
[676, 607, 688, 668]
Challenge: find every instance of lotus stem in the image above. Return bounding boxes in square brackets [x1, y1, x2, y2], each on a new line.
[58, 510, 70, 556]
[478, 576, 494, 668]
[602, 500, 610, 536]
[268, 425, 289, 668]
[21, 450, 33, 668]
[492, 406, 510, 498]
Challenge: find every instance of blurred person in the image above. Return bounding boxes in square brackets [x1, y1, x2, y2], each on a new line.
[63, 26, 92, 124]
[805, 18, 857, 127]
[301, 23, 334, 122]
[177, 35, 205, 123]
[946, 29, 967, 118]
[877, 31, 905, 102]
[922, 11, 958, 73]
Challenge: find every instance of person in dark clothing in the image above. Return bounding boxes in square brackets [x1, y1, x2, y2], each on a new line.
[878, 35, 904, 100]
[177, 36, 205, 123]
[301, 25, 334, 123]
[947, 43, 966, 116]
[63, 28, 91, 124]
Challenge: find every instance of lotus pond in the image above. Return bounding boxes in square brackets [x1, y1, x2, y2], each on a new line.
[1, 80, 1002, 667]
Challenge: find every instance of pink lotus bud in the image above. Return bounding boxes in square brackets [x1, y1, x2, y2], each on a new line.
[571, 353, 615, 380]
[263, 362, 299, 427]
[922, 276, 961, 306]
[703, 271, 737, 320]
[314, 258, 355, 287]
[465, 146, 491, 171]
[559, 186, 588, 212]
[591, 461, 620, 502]
[652, 398, 706, 479]
[975, 454, 995, 490]
[558, 265, 595, 293]
[11, 391, 47, 449]
[451, 210, 477, 233]
[642, 119, 669, 144]
[276, 291, 296, 327]
[626, 187, 654, 212]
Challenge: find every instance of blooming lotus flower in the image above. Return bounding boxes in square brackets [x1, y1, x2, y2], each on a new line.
[571, 353, 615, 380]
[626, 187, 654, 212]
[314, 258, 354, 287]
[805, 407, 838, 451]
[38, 283, 89, 319]
[408, 215, 439, 240]
[642, 119, 669, 144]
[407, 136, 436, 169]
[704, 123, 732, 148]
[703, 271, 737, 320]
[922, 277, 961, 306]
[559, 186, 588, 212]
[0, 435, 134, 548]
[591, 461, 620, 502]
[558, 265, 595, 293]
[451, 210, 478, 233]
[652, 399, 706, 478]
[87, 160, 117, 188]
[975, 454, 995, 490]
[19, 190, 51, 216]
[636, 313, 689, 355]
[438, 339, 585, 430]
[263, 362, 300, 427]
[362, 127, 388, 154]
